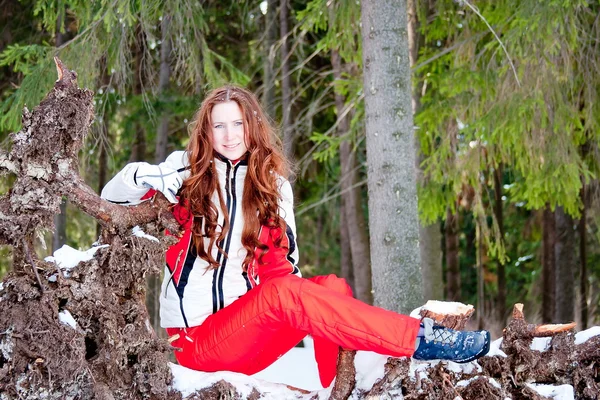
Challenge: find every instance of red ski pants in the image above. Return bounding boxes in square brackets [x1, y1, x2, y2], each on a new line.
[166, 274, 420, 388]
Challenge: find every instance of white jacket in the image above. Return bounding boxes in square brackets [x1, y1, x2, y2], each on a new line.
[101, 151, 300, 328]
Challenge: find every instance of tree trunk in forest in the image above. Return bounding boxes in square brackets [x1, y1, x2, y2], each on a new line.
[554, 206, 575, 323]
[476, 220, 485, 329]
[148, 15, 173, 337]
[408, 0, 443, 301]
[280, 0, 293, 160]
[542, 205, 556, 323]
[130, 26, 148, 164]
[96, 114, 109, 238]
[339, 202, 355, 294]
[155, 14, 172, 163]
[579, 184, 588, 329]
[332, 50, 373, 304]
[445, 206, 461, 301]
[361, 0, 423, 314]
[263, 0, 278, 118]
[493, 165, 506, 323]
[333, 50, 354, 293]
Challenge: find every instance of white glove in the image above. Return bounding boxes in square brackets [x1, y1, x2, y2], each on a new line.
[134, 162, 182, 204]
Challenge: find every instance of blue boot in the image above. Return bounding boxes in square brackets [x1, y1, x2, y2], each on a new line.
[412, 318, 491, 363]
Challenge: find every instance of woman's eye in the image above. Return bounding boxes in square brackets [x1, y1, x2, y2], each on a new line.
[234, 121, 243, 126]
[214, 124, 224, 129]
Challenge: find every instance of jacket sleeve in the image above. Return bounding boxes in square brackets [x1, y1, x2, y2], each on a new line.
[100, 151, 189, 205]
[255, 178, 301, 283]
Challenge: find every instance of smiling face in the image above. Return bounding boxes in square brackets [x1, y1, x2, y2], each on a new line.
[210, 101, 248, 161]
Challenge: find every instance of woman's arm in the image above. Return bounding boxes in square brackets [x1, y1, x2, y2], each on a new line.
[100, 151, 189, 205]
[255, 178, 301, 283]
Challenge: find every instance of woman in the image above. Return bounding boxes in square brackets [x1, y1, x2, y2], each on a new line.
[101, 85, 490, 388]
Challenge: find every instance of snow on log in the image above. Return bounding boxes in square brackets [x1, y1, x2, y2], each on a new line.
[417, 300, 475, 330]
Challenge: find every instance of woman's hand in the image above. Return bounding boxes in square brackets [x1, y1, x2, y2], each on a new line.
[134, 162, 183, 204]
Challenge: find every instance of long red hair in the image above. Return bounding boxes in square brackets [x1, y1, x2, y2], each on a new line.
[182, 85, 290, 270]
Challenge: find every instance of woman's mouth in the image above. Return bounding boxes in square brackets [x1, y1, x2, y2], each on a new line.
[223, 143, 240, 149]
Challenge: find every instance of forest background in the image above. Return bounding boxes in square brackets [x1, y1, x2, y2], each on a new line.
[0, 0, 599, 338]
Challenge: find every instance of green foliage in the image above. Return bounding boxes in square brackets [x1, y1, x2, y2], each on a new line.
[0, 44, 50, 75]
[416, 0, 600, 244]
[297, 0, 362, 65]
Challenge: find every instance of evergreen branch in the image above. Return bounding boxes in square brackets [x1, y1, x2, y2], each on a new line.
[459, 0, 521, 87]
[55, 0, 118, 52]
[296, 178, 367, 216]
[413, 31, 487, 70]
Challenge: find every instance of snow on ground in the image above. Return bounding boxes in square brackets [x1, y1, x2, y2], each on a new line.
[527, 384, 574, 400]
[58, 310, 77, 330]
[487, 338, 507, 357]
[574, 326, 600, 345]
[530, 337, 552, 352]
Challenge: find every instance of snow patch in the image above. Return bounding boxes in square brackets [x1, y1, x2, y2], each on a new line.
[487, 338, 507, 357]
[0, 328, 13, 361]
[45, 244, 108, 276]
[353, 351, 389, 390]
[530, 337, 551, 352]
[410, 300, 474, 319]
[132, 226, 159, 242]
[574, 326, 600, 345]
[58, 310, 77, 330]
[526, 383, 574, 399]
[170, 363, 331, 399]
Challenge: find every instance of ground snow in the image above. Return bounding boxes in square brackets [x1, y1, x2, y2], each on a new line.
[527, 384, 574, 400]
[58, 310, 77, 330]
[574, 326, 600, 345]
[487, 338, 507, 357]
[530, 337, 552, 352]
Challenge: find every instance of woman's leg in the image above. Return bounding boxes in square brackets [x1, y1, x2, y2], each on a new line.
[308, 274, 354, 387]
[168, 274, 420, 384]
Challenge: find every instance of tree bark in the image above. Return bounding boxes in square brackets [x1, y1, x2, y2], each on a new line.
[408, 0, 443, 301]
[339, 202, 355, 293]
[476, 218, 485, 329]
[147, 13, 174, 338]
[280, 0, 293, 160]
[361, 0, 423, 313]
[332, 49, 372, 304]
[262, 0, 278, 118]
[445, 206, 461, 301]
[155, 14, 172, 163]
[554, 206, 575, 323]
[542, 205, 555, 323]
[579, 184, 588, 329]
[493, 165, 506, 323]
[96, 113, 109, 238]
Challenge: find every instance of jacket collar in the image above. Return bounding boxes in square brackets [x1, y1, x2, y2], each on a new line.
[214, 151, 249, 168]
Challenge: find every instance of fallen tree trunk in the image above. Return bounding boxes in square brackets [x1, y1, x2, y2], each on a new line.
[0, 58, 180, 399]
